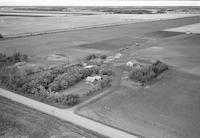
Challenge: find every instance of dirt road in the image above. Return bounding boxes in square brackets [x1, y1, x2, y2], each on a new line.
[0, 88, 138, 138]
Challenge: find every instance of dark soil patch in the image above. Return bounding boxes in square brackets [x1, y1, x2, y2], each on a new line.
[79, 37, 147, 50]
[143, 31, 184, 39]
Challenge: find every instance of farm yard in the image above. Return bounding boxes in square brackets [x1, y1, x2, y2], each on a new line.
[0, 52, 114, 107]
[1, 6, 200, 138]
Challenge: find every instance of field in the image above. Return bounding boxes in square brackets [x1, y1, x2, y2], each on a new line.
[1, 9, 200, 138]
[0, 13, 199, 37]
[78, 70, 200, 138]
[0, 16, 199, 66]
[165, 22, 200, 34]
[0, 96, 105, 138]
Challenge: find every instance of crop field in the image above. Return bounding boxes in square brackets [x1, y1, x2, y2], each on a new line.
[0, 16, 199, 65]
[0, 13, 199, 37]
[0, 96, 105, 138]
[133, 34, 200, 75]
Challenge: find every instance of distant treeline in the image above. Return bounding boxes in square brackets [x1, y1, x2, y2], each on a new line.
[14, 7, 68, 12]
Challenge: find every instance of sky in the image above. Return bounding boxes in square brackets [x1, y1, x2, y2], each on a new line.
[0, 0, 200, 6]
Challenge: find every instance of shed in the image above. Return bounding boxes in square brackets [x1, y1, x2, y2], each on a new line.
[114, 53, 122, 59]
[84, 65, 95, 69]
[126, 60, 138, 67]
[86, 76, 102, 83]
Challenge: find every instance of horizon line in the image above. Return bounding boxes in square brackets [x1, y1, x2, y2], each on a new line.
[1, 1, 200, 7]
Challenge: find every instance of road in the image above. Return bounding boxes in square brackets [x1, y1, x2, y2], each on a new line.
[0, 88, 138, 138]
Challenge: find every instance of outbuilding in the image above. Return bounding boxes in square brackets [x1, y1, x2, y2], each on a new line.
[84, 65, 95, 69]
[86, 76, 102, 83]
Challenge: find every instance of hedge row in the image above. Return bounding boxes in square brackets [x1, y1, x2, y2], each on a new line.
[85, 54, 107, 61]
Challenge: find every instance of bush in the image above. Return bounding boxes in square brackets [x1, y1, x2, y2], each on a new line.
[100, 54, 107, 60]
[129, 60, 168, 83]
[0, 52, 28, 67]
[85, 54, 98, 61]
[101, 69, 114, 76]
[152, 60, 168, 75]
[99, 77, 112, 88]
[55, 94, 80, 106]
[12, 52, 28, 63]
[0, 67, 27, 90]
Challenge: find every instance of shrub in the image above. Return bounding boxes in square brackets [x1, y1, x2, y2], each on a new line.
[129, 60, 168, 83]
[152, 60, 168, 75]
[129, 66, 156, 83]
[12, 52, 28, 63]
[56, 94, 80, 106]
[48, 80, 61, 92]
[0, 67, 27, 90]
[100, 54, 107, 60]
[85, 54, 98, 61]
[0, 52, 28, 67]
[101, 69, 114, 76]
[99, 77, 112, 88]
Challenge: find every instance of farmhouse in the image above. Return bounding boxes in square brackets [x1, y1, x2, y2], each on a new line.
[126, 60, 138, 66]
[126, 60, 143, 68]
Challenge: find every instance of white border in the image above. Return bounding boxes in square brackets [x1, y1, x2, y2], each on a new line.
[1, 1, 200, 6]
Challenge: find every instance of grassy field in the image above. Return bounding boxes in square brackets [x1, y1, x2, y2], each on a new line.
[78, 69, 200, 138]
[0, 13, 199, 37]
[133, 34, 200, 76]
[0, 96, 106, 138]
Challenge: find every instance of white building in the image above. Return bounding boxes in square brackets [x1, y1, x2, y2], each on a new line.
[86, 76, 102, 83]
[84, 65, 95, 69]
